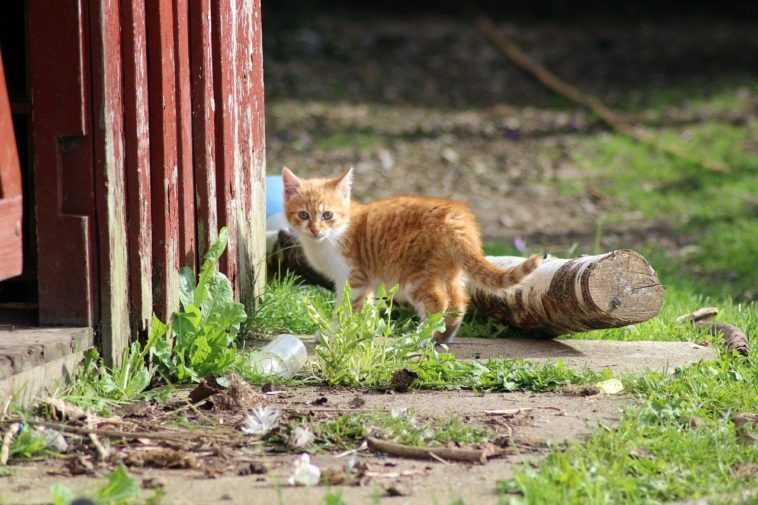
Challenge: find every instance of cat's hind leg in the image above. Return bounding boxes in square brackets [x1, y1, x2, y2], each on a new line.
[436, 281, 467, 344]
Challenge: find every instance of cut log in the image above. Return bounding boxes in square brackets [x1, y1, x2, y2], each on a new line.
[471, 251, 665, 336]
[266, 230, 665, 337]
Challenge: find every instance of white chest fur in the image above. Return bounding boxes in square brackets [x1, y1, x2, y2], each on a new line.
[300, 236, 351, 287]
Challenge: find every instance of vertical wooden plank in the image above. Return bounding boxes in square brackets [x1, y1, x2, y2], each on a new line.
[173, 0, 196, 271]
[211, 0, 266, 308]
[236, 0, 266, 308]
[121, 0, 153, 333]
[0, 52, 24, 281]
[211, 0, 239, 294]
[89, 0, 131, 364]
[189, 0, 218, 258]
[28, 0, 98, 326]
[145, 0, 180, 320]
[251, 0, 267, 304]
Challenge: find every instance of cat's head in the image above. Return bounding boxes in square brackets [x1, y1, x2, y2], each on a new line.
[282, 167, 352, 241]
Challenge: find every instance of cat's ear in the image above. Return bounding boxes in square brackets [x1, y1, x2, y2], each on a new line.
[332, 167, 353, 200]
[282, 167, 301, 200]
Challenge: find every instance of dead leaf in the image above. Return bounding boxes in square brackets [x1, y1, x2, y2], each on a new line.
[238, 462, 268, 476]
[629, 448, 654, 460]
[41, 398, 88, 421]
[141, 476, 167, 489]
[595, 378, 624, 395]
[389, 369, 418, 393]
[561, 384, 601, 396]
[208, 373, 264, 412]
[734, 463, 758, 481]
[65, 455, 96, 476]
[348, 396, 366, 409]
[733, 413, 758, 446]
[203, 465, 226, 479]
[685, 416, 704, 428]
[383, 482, 412, 497]
[321, 467, 356, 486]
[189, 379, 224, 403]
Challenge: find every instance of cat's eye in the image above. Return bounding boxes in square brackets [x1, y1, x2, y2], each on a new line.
[322, 211, 333, 220]
[297, 211, 310, 220]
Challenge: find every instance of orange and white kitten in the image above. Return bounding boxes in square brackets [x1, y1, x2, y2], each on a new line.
[282, 167, 541, 344]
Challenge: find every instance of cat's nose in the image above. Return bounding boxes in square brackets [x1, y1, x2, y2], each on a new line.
[309, 226, 320, 236]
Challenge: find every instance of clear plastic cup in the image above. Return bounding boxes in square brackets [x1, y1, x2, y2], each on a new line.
[251, 334, 307, 379]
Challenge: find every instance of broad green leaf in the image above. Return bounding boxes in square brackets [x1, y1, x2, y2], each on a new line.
[198, 227, 229, 288]
[126, 367, 151, 398]
[152, 336, 173, 373]
[50, 484, 75, 505]
[197, 273, 235, 324]
[95, 466, 141, 503]
[596, 378, 625, 395]
[172, 305, 202, 344]
[178, 266, 196, 309]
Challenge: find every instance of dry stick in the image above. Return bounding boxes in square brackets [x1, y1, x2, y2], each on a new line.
[366, 437, 502, 464]
[1, 419, 230, 443]
[0, 423, 20, 465]
[696, 321, 750, 356]
[463, 2, 728, 173]
[88, 433, 111, 461]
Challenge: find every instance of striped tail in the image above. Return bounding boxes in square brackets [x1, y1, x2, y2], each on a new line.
[463, 253, 541, 293]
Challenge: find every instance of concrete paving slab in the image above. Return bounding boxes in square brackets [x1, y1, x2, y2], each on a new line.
[447, 338, 715, 374]
[299, 336, 716, 374]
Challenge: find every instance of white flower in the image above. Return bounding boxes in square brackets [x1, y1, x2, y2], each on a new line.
[288, 453, 321, 486]
[241, 406, 280, 436]
[291, 425, 315, 448]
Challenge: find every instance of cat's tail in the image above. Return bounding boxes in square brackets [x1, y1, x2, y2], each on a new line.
[462, 252, 542, 293]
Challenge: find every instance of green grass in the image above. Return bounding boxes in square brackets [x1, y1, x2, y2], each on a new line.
[502, 349, 757, 505]
[311, 410, 493, 450]
[491, 86, 758, 504]
[571, 120, 757, 299]
[246, 277, 603, 392]
[245, 272, 333, 338]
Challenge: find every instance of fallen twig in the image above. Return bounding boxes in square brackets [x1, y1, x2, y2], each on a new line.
[484, 408, 532, 416]
[428, 451, 452, 465]
[366, 437, 503, 464]
[281, 407, 373, 414]
[675, 307, 719, 325]
[462, 1, 728, 173]
[364, 469, 426, 479]
[88, 433, 111, 462]
[1, 419, 230, 443]
[696, 322, 750, 356]
[0, 422, 20, 465]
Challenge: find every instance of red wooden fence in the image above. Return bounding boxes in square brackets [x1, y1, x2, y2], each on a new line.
[27, 0, 266, 364]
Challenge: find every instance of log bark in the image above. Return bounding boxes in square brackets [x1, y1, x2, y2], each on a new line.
[266, 231, 665, 337]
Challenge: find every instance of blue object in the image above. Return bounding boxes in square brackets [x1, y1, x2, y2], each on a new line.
[266, 176, 284, 217]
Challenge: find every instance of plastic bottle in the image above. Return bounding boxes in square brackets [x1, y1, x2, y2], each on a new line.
[251, 334, 307, 379]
